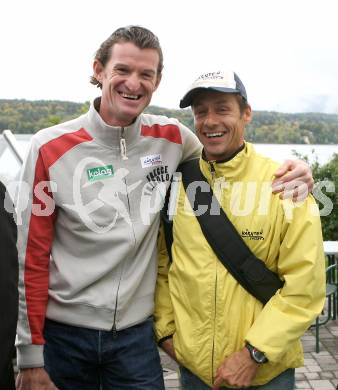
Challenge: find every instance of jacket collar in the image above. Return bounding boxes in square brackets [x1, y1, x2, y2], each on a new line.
[201, 143, 245, 164]
[84, 97, 141, 150]
[200, 142, 254, 182]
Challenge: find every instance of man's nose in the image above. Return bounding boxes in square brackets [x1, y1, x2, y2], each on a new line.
[204, 113, 218, 128]
[125, 73, 141, 91]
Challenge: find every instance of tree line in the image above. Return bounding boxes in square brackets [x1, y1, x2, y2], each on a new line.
[0, 99, 338, 144]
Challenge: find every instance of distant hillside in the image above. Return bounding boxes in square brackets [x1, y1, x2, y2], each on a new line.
[1, 99, 338, 144]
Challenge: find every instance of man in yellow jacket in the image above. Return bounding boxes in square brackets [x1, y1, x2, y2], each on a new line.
[154, 70, 326, 389]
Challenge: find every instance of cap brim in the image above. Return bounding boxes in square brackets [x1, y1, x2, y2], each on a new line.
[179, 87, 242, 108]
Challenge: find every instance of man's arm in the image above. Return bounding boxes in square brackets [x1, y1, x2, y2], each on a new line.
[153, 223, 177, 361]
[272, 159, 314, 201]
[213, 196, 325, 388]
[245, 197, 325, 361]
[15, 139, 58, 389]
[0, 182, 18, 388]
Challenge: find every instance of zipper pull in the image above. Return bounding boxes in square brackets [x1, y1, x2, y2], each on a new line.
[209, 161, 216, 182]
[120, 128, 128, 160]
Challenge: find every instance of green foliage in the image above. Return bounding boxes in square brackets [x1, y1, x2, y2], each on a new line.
[294, 151, 338, 240]
[246, 111, 338, 144]
[0, 99, 338, 144]
[313, 154, 338, 240]
[0, 99, 87, 134]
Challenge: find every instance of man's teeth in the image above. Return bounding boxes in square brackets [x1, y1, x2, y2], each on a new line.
[121, 92, 139, 100]
[206, 133, 224, 138]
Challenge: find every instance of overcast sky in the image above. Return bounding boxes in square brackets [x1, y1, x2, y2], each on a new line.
[1, 0, 337, 113]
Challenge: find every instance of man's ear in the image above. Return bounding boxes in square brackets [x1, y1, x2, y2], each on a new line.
[243, 104, 252, 124]
[93, 60, 104, 84]
[153, 73, 162, 91]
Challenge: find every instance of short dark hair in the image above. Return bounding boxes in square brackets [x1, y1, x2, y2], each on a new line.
[90, 25, 164, 89]
[236, 95, 250, 115]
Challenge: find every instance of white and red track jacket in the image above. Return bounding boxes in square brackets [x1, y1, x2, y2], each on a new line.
[16, 97, 201, 369]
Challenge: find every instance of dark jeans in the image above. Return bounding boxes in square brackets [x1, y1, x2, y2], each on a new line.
[44, 317, 165, 390]
[180, 366, 295, 390]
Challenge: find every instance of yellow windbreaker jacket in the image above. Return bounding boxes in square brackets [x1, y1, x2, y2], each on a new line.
[154, 143, 325, 386]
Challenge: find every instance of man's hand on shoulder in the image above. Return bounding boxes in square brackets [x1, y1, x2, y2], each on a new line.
[16, 367, 59, 390]
[212, 347, 259, 389]
[272, 159, 314, 201]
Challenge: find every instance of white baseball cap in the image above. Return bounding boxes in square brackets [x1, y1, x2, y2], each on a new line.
[179, 70, 248, 108]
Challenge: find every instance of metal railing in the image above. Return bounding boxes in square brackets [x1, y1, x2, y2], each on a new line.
[2, 129, 24, 165]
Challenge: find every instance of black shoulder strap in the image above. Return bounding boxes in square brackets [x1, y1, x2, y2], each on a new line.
[161, 181, 174, 263]
[178, 158, 283, 305]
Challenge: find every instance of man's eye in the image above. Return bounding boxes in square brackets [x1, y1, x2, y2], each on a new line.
[195, 111, 206, 117]
[116, 68, 128, 74]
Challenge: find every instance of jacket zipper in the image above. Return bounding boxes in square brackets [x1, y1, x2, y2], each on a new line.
[111, 211, 126, 339]
[121, 127, 136, 245]
[119, 127, 136, 243]
[111, 269, 123, 338]
[123, 175, 137, 246]
[211, 269, 218, 383]
[207, 159, 217, 382]
[208, 161, 216, 183]
[120, 127, 128, 160]
[111, 127, 134, 337]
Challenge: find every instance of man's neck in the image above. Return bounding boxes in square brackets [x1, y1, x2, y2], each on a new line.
[203, 143, 245, 163]
[94, 97, 136, 127]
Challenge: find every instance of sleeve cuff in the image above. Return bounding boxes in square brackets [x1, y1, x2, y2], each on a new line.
[16, 344, 44, 369]
[158, 334, 174, 347]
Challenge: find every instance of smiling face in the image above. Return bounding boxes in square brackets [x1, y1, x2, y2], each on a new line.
[93, 42, 161, 126]
[192, 91, 252, 161]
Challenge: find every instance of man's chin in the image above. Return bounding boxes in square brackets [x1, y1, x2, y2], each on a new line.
[120, 102, 147, 120]
[204, 147, 228, 160]
[115, 107, 140, 123]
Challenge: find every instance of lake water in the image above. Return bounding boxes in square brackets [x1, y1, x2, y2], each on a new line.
[254, 144, 337, 165]
[0, 134, 337, 185]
